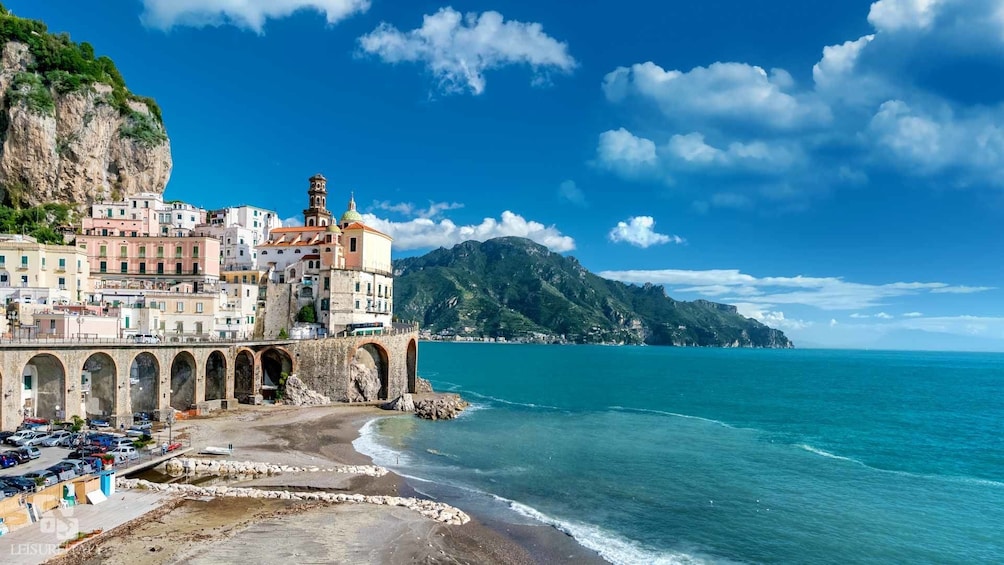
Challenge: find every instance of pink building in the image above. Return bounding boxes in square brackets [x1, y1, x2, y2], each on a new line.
[75, 235, 220, 282]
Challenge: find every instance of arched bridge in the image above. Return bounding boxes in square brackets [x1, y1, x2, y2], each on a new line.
[0, 331, 418, 430]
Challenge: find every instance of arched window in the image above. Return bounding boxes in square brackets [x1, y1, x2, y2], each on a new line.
[307, 218, 315, 226]
[290, 269, 296, 278]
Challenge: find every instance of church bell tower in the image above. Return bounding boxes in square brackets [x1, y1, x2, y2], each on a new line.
[303, 173, 333, 227]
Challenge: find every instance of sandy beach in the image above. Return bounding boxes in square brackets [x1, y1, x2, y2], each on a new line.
[46, 405, 605, 564]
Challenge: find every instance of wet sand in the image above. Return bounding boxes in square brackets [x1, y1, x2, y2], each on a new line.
[49, 405, 605, 564]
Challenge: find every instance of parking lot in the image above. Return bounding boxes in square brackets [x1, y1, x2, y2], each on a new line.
[0, 445, 74, 477]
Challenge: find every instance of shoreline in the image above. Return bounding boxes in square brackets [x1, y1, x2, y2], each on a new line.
[52, 404, 606, 564]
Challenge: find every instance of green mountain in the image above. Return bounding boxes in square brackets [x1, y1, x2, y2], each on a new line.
[393, 237, 793, 348]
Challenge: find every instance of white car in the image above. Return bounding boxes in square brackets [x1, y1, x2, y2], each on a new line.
[108, 446, 139, 462]
[17, 431, 50, 446]
[132, 334, 161, 344]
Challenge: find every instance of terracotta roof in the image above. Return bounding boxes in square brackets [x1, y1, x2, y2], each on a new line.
[341, 222, 391, 238]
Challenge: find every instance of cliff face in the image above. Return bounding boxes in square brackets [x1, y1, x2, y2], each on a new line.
[0, 42, 171, 208]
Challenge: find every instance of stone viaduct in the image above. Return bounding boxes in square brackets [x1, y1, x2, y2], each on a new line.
[0, 331, 418, 431]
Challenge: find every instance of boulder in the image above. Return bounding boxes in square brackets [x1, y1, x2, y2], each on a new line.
[415, 394, 470, 421]
[382, 393, 415, 412]
[283, 375, 330, 406]
[415, 377, 434, 394]
[348, 361, 381, 402]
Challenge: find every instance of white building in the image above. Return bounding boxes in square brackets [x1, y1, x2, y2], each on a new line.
[197, 205, 280, 270]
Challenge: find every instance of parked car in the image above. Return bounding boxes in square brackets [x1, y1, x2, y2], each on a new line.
[46, 463, 77, 482]
[0, 454, 17, 469]
[5, 430, 35, 445]
[67, 445, 106, 459]
[109, 437, 136, 450]
[88, 418, 111, 429]
[126, 422, 153, 437]
[3, 476, 37, 493]
[108, 446, 139, 462]
[59, 459, 93, 476]
[41, 431, 73, 447]
[2, 449, 28, 464]
[0, 431, 15, 442]
[0, 481, 19, 497]
[17, 446, 41, 460]
[21, 470, 57, 489]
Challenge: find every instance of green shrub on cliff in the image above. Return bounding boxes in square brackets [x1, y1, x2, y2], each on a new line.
[0, 202, 72, 243]
[8, 71, 54, 114]
[0, 5, 164, 126]
[120, 110, 167, 147]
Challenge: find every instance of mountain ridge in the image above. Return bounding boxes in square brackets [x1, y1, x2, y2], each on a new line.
[393, 237, 793, 348]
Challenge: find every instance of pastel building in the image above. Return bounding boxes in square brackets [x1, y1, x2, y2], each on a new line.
[195, 205, 280, 271]
[257, 174, 393, 337]
[75, 235, 220, 284]
[0, 234, 91, 307]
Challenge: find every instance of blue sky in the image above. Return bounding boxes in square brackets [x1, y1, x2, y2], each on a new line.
[9, 0, 1004, 350]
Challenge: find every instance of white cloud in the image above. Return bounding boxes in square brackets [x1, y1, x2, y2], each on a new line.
[602, 61, 830, 129]
[282, 216, 303, 227]
[361, 210, 574, 252]
[596, 129, 658, 175]
[599, 1, 1004, 204]
[850, 313, 871, 319]
[358, 7, 575, 95]
[830, 319, 839, 327]
[608, 216, 683, 248]
[867, 0, 943, 32]
[876, 312, 894, 319]
[903, 311, 924, 317]
[558, 180, 587, 206]
[734, 304, 813, 331]
[373, 200, 464, 219]
[140, 0, 369, 32]
[598, 267, 994, 311]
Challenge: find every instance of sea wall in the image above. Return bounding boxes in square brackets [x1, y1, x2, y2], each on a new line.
[290, 331, 418, 402]
[117, 478, 470, 526]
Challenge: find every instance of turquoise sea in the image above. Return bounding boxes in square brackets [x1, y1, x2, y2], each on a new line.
[354, 343, 1004, 564]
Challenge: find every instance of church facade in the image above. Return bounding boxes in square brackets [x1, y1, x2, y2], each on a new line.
[256, 174, 394, 338]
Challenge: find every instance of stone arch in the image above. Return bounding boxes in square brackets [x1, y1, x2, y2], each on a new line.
[205, 350, 227, 401]
[260, 347, 293, 402]
[23, 354, 66, 421]
[130, 352, 160, 416]
[170, 351, 197, 411]
[406, 339, 418, 394]
[82, 352, 116, 420]
[234, 349, 255, 402]
[350, 342, 390, 401]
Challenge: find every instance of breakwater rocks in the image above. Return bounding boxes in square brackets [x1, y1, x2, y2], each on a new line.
[415, 394, 469, 420]
[165, 458, 387, 477]
[116, 478, 470, 526]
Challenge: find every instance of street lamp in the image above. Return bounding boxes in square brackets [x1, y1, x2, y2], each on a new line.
[6, 307, 18, 341]
[77, 314, 83, 342]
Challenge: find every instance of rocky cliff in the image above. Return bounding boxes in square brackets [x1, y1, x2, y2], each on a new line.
[0, 8, 171, 208]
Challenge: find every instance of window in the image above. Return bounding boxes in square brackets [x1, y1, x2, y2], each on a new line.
[121, 262, 128, 273]
[176, 214, 182, 221]
[0, 255, 4, 266]
[239, 250, 244, 256]
[176, 301, 184, 312]
[175, 321, 184, 334]
[378, 284, 382, 296]
[139, 263, 146, 274]
[132, 201, 137, 208]
[175, 246, 182, 257]
[131, 231, 137, 237]
[261, 251, 268, 255]
[120, 245, 128, 257]
[196, 302, 203, 313]
[321, 299, 329, 311]
[99, 261, 107, 273]
[157, 263, 164, 274]
[157, 246, 164, 258]
[193, 245, 199, 258]
[175, 263, 182, 274]
[77, 259, 81, 269]
[354, 282, 360, 292]
[20, 255, 27, 268]
[20, 275, 27, 286]
[193, 263, 199, 275]
[57, 277, 65, 289]
[367, 283, 371, 294]
[106, 208, 113, 217]
[355, 300, 360, 309]
[58, 258, 65, 269]
[23, 374, 31, 390]
[295, 249, 301, 254]
[119, 209, 125, 216]
[40, 257, 45, 269]
[350, 237, 357, 252]
[139, 246, 146, 258]
[324, 277, 330, 290]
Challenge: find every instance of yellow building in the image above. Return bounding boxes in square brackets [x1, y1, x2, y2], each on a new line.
[0, 234, 91, 305]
